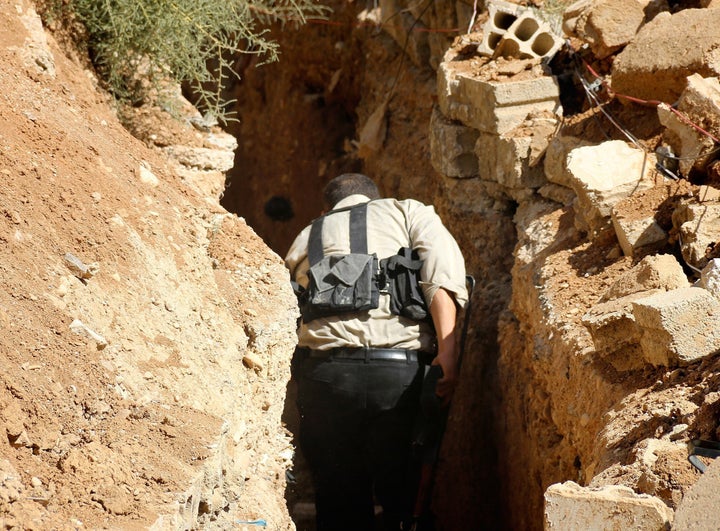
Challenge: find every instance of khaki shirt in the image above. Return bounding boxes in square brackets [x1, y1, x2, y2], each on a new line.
[285, 194, 468, 352]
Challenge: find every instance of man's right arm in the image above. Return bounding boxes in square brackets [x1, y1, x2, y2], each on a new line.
[429, 287, 459, 406]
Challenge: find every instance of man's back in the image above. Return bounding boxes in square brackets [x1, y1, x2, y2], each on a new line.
[286, 194, 467, 352]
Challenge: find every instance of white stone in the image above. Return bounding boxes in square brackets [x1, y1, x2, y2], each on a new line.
[673, 200, 720, 271]
[581, 291, 660, 371]
[611, 209, 667, 257]
[601, 254, 689, 302]
[700, 258, 720, 299]
[632, 287, 720, 366]
[566, 141, 656, 235]
[544, 481, 673, 530]
[139, 162, 159, 187]
[437, 50, 561, 135]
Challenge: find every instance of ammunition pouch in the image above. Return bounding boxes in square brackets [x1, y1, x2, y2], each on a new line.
[297, 202, 429, 324]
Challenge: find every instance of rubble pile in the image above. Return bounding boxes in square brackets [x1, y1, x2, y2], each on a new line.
[429, 0, 720, 527]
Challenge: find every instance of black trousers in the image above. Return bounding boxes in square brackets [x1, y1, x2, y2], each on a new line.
[296, 352, 425, 531]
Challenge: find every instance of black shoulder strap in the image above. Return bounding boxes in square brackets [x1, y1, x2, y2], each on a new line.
[307, 203, 369, 267]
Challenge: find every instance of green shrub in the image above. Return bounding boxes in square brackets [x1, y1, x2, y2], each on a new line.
[48, 0, 328, 122]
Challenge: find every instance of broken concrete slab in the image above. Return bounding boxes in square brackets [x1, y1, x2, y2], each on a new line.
[566, 140, 657, 236]
[544, 481, 673, 530]
[544, 135, 592, 189]
[437, 48, 561, 135]
[700, 258, 720, 299]
[658, 74, 720, 176]
[582, 290, 661, 372]
[429, 106, 479, 178]
[673, 199, 720, 271]
[632, 286, 720, 367]
[673, 458, 720, 530]
[601, 254, 689, 302]
[611, 186, 672, 257]
[565, 0, 646, 59]
[475, 130, 548, 189]
[612, 9, 720, 104]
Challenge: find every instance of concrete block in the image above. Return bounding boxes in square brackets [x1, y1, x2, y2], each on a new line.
[566, 140, 656, 235]
[437, 55, 561, 134]
[544, 481, 673, 531]
[674, 459, 720, 530]
[611, 8, 720, 103]
[611, 187, 671, 257]
[659, 74, 720, 176]
[581, 291, 660, 371]
[477, 0, 524, 57]
[544, 135, 592, 188]
[429, 106, 479, 178]
[673, 200, 720, 271]
[601, 254, 689, 302]
[632, 287, 720, 366]
[611, 213, 666, 258]
[476, 132, 547, 189]
[538, 183, 576, 206]
[493, 12, 564, 61]
[700, 258, 720, 299]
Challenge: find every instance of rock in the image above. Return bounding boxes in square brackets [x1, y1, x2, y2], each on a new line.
[544, 135, 592, 189]
[138, 162, 159, 186]
[610, 187, 672, 257]
[242, 353, 263, 372]
[612, 9, 720, 104]
[567, 0, 646, 59]
[658, 74, 720, 176]
[163, 145, 235, 172]
[566, 140, 656, 236]
[632, 286, 720, 366]
[673, 199, 720, 271]
[582, 290, 660, 371]
[601, 254, 689, 302]
[69, 319, 108, 350]
[537, 183, 576, 205]
[699, 258, 720, 299]
[437, 45, 561, 135]
[475, 130, 548, 189]
[544, 481, 673, 530]
[63, 252, 99, 280]
[429, 106, 479, 178]
[674, 459, 720, 530]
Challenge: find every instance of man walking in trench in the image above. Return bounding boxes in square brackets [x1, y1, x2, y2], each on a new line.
[285, 173, 467, 530]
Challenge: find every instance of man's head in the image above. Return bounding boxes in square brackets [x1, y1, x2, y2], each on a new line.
[323, 173, 380, 209]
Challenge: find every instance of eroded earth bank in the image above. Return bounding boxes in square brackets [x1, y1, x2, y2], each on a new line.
[4, 0, 720, 530]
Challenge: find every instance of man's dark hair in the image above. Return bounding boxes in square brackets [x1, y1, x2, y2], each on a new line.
[323, 173, 380, 208]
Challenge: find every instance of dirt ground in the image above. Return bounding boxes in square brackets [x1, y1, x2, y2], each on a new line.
[0, 1, 298, 529]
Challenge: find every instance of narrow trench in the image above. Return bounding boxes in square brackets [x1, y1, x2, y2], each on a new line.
[217, 8, 516, 531]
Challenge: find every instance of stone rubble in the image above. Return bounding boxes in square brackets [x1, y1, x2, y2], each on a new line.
[544, 481, 673, 530]
[428, 0, 720, 526]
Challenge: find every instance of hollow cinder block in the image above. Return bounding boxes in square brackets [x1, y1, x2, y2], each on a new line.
[477, 0, 524, 57]
[493, 12, 564, 60]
